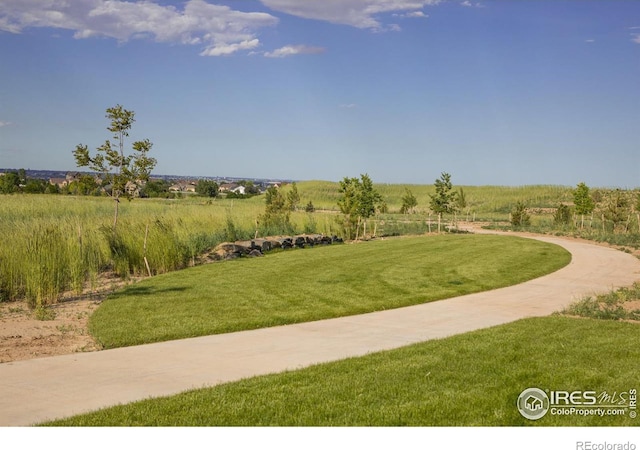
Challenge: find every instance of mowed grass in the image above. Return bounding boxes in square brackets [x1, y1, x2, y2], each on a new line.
[89, 235, 570, 348]
[46, 316, 639, 426]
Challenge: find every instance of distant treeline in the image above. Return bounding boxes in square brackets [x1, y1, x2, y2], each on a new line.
[0, 169, 264, 199]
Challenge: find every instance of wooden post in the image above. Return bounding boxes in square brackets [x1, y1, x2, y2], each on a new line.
[143, 223, 152, 277]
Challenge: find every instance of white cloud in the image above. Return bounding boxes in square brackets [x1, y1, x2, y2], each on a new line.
[0, 0, 278, 56]
[260, 0, 440, 31]
[264, 44, 326, 58]
[0, 121, 11, 127]
[461, 1, 484, 7]
[201, 39, 260, 57]
[585, 39, 595, 43]
[632, 34, 640, 44]
[339, 103, 357, 109]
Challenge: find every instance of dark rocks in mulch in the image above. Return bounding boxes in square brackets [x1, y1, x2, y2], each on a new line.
[202, 234, 343, 263]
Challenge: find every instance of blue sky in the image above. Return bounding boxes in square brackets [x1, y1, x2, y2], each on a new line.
[0, 0, 639, 186]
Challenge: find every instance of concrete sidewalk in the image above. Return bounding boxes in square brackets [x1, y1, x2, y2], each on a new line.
[1, 234, 639, 426]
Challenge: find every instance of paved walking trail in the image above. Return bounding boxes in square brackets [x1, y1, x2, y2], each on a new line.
[1, 233, 639, 426]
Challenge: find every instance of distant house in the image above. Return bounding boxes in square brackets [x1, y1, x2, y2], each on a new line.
[125, 181, 141, 197]
[231, 185, 246, 195]
[66, 172, 81, 182]
[168, 181, 197, 193]
[219, 182, 239, 192]
[49, 177, 69, 188]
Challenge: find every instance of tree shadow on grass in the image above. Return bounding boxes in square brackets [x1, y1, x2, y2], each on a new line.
[110, 285, 189, 299]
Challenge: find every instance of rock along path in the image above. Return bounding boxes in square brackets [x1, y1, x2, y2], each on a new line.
[1, 233, 639, 426]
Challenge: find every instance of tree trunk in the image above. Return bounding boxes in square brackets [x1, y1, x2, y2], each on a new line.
[438, 213, 442, 233]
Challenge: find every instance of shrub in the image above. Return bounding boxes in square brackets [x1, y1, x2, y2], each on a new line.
[510, 201, 531, 228]
[554, 204, 572, 226]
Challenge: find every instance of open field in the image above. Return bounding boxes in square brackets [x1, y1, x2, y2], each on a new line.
[0, 184, 575, 306]
[3, 182, 638, 308]
[44, 316, 640, 426]
[89, 234, 570, 348]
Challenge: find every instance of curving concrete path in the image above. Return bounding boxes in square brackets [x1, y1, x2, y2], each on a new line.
[1, 233, 639, 426]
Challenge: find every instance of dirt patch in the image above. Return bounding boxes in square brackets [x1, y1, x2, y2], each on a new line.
[622, 300, 640, 313]
[0, 298, 100, 363]
[0, 273, 142, 364]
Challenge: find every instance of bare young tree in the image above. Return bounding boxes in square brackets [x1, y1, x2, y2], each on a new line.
[73, 105, 156, 232]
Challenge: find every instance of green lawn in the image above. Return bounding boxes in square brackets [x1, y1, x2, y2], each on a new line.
[46, 316, 639, 426]
[89, 234, 570, 348]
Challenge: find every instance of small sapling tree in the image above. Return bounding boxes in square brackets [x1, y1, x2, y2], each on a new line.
[286, 182, 301, 211]
[400, 188, 418, 214]
[429, 172, 458, 233]
[573, 182, 595, 229]
[73, 105, 156, 232]
[337, 174, 382, 240]
[260, 185, 291, 234]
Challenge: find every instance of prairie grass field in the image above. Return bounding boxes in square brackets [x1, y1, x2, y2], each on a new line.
[88, 234, 570, 348]
[45, 316, 640, 426]
[1, 181, 636, 308]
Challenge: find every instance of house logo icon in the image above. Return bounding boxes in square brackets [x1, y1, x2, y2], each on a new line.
[517, 388, 550, 420]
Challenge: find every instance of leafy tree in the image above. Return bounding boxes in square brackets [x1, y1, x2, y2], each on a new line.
[140, 179, 171, 198]
[73, 105, 156, 231]
[44, 182, 61, 194]
[356, 174, 382, 220]
[23, 178, 47, 194]
[196, 179, 219, 198]
[429, 172, 458, 232]
[573, 182, 595, 229]
[286, 182, 301, 211]
[0, 171, 20, 194]
[337, 176, 361, 239]
[510, 201, 531, 228]
[337, 174, 382, 239]
[602, 189, 628, 231]
[64, 175, 100, 196]
[400, 188, 418, 214]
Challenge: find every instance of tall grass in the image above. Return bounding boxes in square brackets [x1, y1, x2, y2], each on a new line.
[0, 196, 265, 305]
[0, 194, 349, 306]
[0, 182, 627, 306]
[290, 181, 573, 218]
